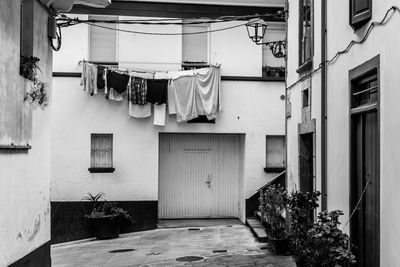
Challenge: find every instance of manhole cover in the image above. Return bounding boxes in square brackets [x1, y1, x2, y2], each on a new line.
[109, 249, 136, 253]
[176, 256, 204, 262]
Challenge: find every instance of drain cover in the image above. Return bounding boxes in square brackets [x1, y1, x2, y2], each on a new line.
[109, 249, 136, 253]
[176, 256, 204, 262]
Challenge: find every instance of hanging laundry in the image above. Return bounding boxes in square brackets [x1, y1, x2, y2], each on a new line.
[170, 76, 198, 122]
[128, 76, 147, 105]
[146, 79, 168, 105]
[195, 65, 222, 120]
[171, 65, 221, 122]
[167, 80, 176, 115]
[97, 65, 106, 90]
[153, 104, 166, 126]
[80, 62, 98, 95]
[108, 88, 124, 102]
[106, 70, 130, 94]
[129, 102, 152, 118]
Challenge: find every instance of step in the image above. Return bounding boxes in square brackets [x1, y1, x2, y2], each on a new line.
[246, 218, 268, 243]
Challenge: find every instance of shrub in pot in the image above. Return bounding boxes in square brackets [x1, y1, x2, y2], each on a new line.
[83, 193, 135, 240]
[305, 210, 356, 267]
[262, 185, 289, 255]
[287, 190, 321, 267]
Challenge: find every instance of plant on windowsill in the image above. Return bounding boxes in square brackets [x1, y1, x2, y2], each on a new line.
[262, 66, 285, 79]
[20, 55, 49, 109]
[261, 185, 289, 255]
[287, 190, 321, 267]
[304, 210, 356, 267]
[83, 192, 135, 240]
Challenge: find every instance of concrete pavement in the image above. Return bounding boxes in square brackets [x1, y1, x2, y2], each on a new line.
[51, 223, 295, 267]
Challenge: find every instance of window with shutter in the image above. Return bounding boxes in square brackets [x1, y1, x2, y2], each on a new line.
[298, 0, 313, 72]
[182, 23, 209, 69]
[350, 0, 372, 30]
[89, 15, 117, 63]
[89, 134, 114, 173]
[265, 135, 285, 172]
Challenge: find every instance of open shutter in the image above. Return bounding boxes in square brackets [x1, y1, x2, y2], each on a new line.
[350, 0, 372, 30]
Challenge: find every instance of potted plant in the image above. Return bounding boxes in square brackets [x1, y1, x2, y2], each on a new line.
[262, 185, 289, 255]
[287, 190, 321, 267]
[20, 55, 40, 81]
[305, 210, 356, 267]
[83, 193, 135, 240]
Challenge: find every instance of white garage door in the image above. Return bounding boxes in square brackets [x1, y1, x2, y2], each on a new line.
[159, 134, 241, 219]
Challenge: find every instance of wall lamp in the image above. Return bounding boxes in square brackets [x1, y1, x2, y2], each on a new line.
[246, 19, 286, 58]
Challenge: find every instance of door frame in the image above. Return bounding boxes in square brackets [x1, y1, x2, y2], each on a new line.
[348, 55, 380, 266]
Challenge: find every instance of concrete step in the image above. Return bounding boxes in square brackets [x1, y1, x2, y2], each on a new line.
[246, 217, 268, 243]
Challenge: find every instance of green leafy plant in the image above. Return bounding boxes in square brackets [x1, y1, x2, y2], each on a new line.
[305, 210, 356, 267]
[23, 80, 49, 109]
[261, 185, 288, 239]
[287, 190, 321, 265]
[20, 55, 48, 108]
[83, 192, 135, 223]
[20, 55, 40, 81]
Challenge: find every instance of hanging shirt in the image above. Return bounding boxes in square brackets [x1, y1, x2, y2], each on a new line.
[128, 76, 147, 105]
[167, 80, 176, 115]
[106, 70, 129, 94]
[80, 62, 98, 95]
[97, 65, 106, 90]
[146, 79, 168, 105]
[170, 76, 198, 122]
[129, 102, 152, 118]
[153, 104, 166, 126]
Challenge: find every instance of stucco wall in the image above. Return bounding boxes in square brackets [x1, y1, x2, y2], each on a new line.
[0, 0, 52, 266]
[51, 78, 285, 202]
[286, 0, 400, 265]
[51, 13, 286, 221]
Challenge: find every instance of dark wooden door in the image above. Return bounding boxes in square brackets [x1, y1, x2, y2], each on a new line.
[351, 110, 380, 267]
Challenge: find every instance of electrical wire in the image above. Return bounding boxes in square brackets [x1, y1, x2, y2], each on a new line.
[286, 6, 400, 91]
[82, 19, 260, 36]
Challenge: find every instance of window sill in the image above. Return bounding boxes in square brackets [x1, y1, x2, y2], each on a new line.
[296, 59, 313, 74]
[264, 167, 286, 173]
[0, 144, 31, 151]
[88, 167, 115, 173]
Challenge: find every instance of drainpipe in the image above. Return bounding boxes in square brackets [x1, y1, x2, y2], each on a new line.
[284, 0, 289, 190]
[321, 0, 327, 210]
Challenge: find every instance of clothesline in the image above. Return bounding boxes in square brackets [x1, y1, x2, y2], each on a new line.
[80, 61, 222, 126]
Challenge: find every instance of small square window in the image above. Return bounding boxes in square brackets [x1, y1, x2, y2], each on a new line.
[89, 134, 114, 173]
[265, 135, 285, 172]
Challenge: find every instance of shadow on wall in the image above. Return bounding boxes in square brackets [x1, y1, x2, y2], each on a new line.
[51, 201, 158, 244]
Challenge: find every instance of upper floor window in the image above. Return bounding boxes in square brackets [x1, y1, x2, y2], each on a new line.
[350, 0, 372, 30]
[89, 15, 117, 63]
[298, 0, 313, 71]
[182, 23, 209, 69]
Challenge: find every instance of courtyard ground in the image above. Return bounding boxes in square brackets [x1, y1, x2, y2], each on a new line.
[51, 222, 295, 267]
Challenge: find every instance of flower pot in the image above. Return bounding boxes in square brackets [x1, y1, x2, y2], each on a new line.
[293, 256, 306, 267]
[268, 237, 289, 255]
[90, 215, 120, 240]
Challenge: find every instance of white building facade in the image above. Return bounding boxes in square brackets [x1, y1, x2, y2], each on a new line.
[286, 0, 400, 266]
[50, 1, 287, 243]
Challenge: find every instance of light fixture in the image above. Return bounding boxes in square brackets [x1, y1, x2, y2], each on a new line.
[246, 19, 286, 58]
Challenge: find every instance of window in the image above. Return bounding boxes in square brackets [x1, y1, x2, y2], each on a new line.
[89, 134, 114, 173]
[350, 0, 372, 30]
[265, 135, 285, 172]
[302, 89, 309, 107]
[182, 23, 209, 69]
[89, 16, 117, 63]
[298, 0, 313, 71]
[20, 0, 34, 75]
